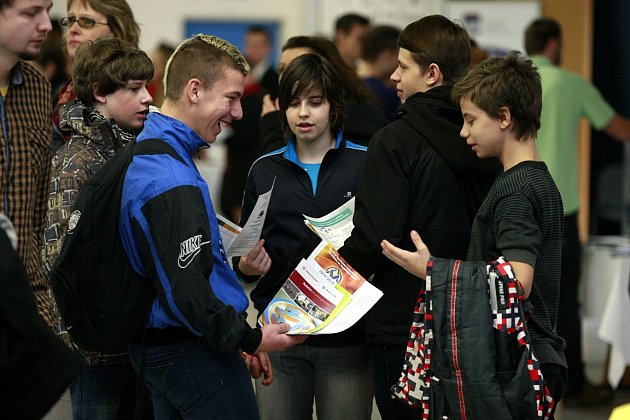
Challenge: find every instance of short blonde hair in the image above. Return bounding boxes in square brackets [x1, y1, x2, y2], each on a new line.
[164, 34, 249, 100]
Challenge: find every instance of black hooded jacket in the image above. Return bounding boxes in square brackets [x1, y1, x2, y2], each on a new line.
[339, 85, 502, 346]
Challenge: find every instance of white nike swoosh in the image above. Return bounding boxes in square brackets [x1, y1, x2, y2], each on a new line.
[177, 240, 211, 269]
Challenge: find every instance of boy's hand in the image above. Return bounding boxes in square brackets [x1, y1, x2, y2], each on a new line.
[256, 323, 307, 353]
[381, 230, 431, 279]
[238, 239, 271, 276]
[243, 351, 274, 386]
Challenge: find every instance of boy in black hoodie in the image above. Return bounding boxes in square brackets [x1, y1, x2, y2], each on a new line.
[338, 15, 500, 420]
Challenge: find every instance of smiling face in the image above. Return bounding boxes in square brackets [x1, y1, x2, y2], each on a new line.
[459, 97, 504, 159]
[390, 47, 428, 103]
[190, 66, 246, 144]
[0, 0, 52, 62]
[96, 80, 152, 130]
[65, 1, 113, 59]
[285, 88, 332, 147]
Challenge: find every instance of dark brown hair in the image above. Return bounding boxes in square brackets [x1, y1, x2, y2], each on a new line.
[398, 15, 471, 85]
[281, 36, 376, 103]
[279, 53, 345, 141]
[73, 37, 153, 107]
[524, 18, 561, 55]
[451, 50, 542, 140]
[0, 0, 15, 12]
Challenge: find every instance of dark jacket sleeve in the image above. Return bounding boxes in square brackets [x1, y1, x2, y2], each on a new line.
[134, 185, 258, 352]
[339, 129, 413, 277]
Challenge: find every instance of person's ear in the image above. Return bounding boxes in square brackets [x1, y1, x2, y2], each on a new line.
[186, 78, 202, 104]
[92, 82, 107, 105]
[426, 63, 444, 87]
[499, 106, 512, 130]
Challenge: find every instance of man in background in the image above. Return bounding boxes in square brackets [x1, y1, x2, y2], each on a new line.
[0, 0, 56, 327]
[334, 13, 370, 70]
[221, 26, 279, 223]
[243, 25, 278, 97]
[525, 17, 630, 405]
[357, 24, 400, 122]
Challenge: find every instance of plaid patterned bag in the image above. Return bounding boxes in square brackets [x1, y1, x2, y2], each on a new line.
[390, 257, 437, 415]
[391, 257, 555, 419]
[489, 257, 555, 419]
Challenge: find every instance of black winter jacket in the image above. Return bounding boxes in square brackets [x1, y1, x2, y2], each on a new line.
[420, 258, 550, 419]
[0, 228, 83, 419]
[339, 85, 501, 346]
[236, 135, 367, 347]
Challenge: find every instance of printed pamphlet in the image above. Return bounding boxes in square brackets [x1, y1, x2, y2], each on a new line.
[258, 241, 382, 334]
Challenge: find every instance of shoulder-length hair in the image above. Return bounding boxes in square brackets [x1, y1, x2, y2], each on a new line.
[279, 53, 345, 140]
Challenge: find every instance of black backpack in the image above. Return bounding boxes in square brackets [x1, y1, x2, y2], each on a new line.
[50, 139, 183, 353]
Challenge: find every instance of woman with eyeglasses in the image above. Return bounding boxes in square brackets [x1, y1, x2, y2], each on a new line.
[52, 0, 140, 152]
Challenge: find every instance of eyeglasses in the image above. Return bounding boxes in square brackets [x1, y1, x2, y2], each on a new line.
[60, 16, 109, 29]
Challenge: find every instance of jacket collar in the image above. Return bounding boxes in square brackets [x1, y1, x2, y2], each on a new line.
[60, 99, 133, 157]
[138, 111, 208, 158]
[283, 130, 344, 164]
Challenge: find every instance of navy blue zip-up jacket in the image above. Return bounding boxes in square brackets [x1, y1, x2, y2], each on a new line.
[236, 133, 367, 346]
[119, 112, 261, 354]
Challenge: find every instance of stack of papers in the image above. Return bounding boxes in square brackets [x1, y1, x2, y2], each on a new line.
[258, 241, 382, 335]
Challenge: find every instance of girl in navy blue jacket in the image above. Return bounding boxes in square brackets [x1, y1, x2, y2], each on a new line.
[236, 54, 372, 420]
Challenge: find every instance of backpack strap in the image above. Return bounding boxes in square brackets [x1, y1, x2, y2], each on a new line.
[129, 138, 189, 420]
[133, 138, 186, 165]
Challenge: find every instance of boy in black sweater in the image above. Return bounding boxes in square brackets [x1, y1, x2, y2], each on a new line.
[382, 51, 567, 417]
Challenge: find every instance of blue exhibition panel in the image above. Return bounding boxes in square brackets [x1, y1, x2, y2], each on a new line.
[185, 20, 280, 66]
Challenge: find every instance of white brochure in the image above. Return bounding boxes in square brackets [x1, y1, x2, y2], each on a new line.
[217, 181, 274, 258]
[303, 197, 355, 250]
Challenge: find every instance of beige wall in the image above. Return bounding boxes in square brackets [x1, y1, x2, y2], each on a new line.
[540, 0, 593, 243]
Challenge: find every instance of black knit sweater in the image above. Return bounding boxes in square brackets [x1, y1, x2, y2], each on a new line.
[467, 160, 566, 366]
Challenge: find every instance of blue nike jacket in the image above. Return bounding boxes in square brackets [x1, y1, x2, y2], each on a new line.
[119, 112, 261, 353]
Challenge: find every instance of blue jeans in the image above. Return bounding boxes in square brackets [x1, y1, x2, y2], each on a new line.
[128, 338, 258, 420]
[70, 362, 139, 420]
[372, 345, 420, 420]
[255, 343, 373, 420]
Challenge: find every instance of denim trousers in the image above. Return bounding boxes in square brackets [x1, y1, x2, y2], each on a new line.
[70, 362, 139, 420]
[255, 343, 373, 420]
[128, 338, 258, 420]
[372, 345, 421, 420]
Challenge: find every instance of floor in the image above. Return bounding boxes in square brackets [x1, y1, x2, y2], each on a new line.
[553, 317, 630, 420]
